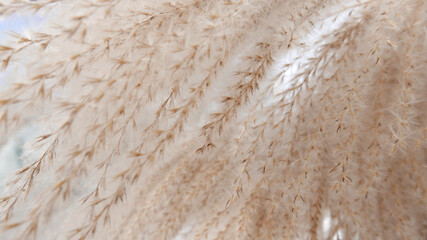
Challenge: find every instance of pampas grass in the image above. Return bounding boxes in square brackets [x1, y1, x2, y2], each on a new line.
[0, 0, 426, 239]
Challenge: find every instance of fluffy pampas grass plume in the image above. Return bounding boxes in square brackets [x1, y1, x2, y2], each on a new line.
[0, 0, 426, 239]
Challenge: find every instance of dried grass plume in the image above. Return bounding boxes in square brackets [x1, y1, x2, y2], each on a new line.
[0, 0, 426, 239]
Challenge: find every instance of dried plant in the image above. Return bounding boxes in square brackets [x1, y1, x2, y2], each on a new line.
[0, 0, 426, 239]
